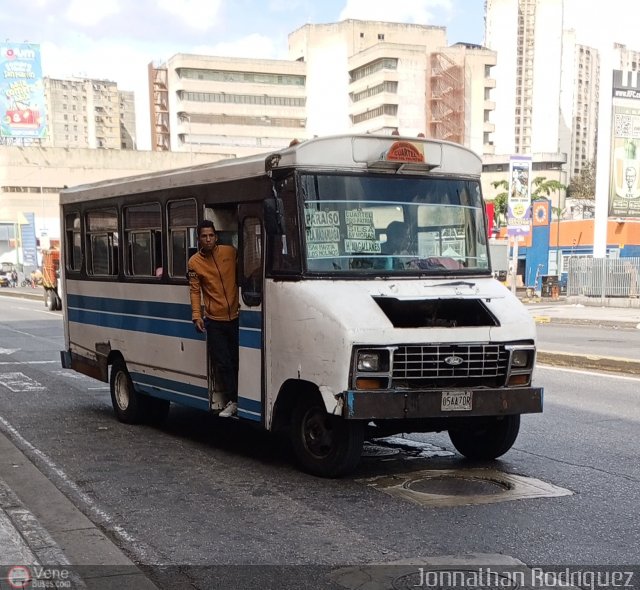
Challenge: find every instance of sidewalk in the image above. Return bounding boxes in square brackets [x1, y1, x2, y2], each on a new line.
[0, 430, 158, 589]
[525, 297, 640, 328]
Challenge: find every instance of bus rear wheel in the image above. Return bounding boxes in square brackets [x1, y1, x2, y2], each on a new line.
[110, 359, 145, 424]
[448, 415, 520, 460]
[290, 395, 364, 478]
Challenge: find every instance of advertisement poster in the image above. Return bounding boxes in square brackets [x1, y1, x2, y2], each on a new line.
[507, 156, 532, 238]
[0, 42, 47, 139]
[609, 105, 640, 218]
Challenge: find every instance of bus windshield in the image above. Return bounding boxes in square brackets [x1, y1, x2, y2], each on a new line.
[300, 173, 489, 275]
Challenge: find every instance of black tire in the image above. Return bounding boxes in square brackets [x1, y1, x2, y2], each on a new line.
[109, 359, 145, 424]
[290, 394, 364, 478]
[54, 293, 62, 311]
[448, 415, 520, 460]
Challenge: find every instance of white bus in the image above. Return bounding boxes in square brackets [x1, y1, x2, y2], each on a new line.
[60, 134, 543, 477]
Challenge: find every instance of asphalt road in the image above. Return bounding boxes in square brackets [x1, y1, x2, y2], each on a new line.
[536, 322, 640, 360]
[1, 297, 639, 589]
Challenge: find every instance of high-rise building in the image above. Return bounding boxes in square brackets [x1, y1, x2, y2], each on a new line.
[43, 77, 136, 150]
[485, 0, 564, 156]
[289, 20, 496, 155]
[148, 21, 497, 159]
[148, 54, 307, 157]
[560, 31, 600, 178]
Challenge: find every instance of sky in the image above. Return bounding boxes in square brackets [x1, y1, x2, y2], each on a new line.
[1, 0, 638, 149]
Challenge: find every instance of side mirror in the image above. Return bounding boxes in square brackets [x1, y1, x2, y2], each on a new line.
[264, 197, 285, 235]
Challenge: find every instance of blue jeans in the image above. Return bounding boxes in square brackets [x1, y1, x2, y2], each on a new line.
[205, 318, 239, 402]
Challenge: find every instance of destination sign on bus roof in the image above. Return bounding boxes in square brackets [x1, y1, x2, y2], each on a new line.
[384, 141, 425, 163]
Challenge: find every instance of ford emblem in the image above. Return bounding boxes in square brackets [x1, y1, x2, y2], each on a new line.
[444, 355, 464, 366]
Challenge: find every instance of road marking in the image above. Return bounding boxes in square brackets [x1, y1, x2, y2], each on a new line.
[538, 364, 640, 381]
[0, 348, 20, 355]
[0, 372, 46, 392]
[0, 361, 58, 366]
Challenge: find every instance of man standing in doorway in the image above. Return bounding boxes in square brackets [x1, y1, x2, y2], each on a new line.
[188, 220, 239, 417]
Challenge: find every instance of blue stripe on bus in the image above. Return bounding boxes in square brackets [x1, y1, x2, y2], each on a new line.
[67, 294, 190, 320]
[67, 308, 200, 340]
[239, 328, 261, 349]
[238, 396, 262, 422]
[131, 372, 210, 411]
[239, 310, 262, 329]
[67, 296, 262, 348]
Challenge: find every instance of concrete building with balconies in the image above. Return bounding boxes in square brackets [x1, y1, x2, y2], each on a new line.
[148, 54, 307, 157]
[43, 77, 136, 150]
[288, 20, 496, 157]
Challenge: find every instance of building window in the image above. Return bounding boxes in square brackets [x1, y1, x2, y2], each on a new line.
[349, 58, 398, 82]
[378, 34, 385, 40]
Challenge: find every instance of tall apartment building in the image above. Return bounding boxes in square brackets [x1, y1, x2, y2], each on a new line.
[288, 20, 496, 156]
[485, 0, 565, 156]
[43, 77, 137, 149]
[560, 31, 600, 177]
[615, 43, 640, 71]
[148, 54, 307, 157]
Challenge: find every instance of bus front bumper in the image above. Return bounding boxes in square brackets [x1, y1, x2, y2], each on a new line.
[345, 387, 543, 420]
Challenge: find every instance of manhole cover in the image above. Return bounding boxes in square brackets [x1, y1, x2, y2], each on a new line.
[360, 468, 573, 507]
[362, 443, 401, 458]
[406, 475, 511, 496]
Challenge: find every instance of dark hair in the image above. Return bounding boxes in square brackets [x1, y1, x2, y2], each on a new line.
[197, 219, 216, 237]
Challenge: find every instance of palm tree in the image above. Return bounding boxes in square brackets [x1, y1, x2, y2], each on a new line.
[531, 177, 566, 211]
[490, 180, 509, 227]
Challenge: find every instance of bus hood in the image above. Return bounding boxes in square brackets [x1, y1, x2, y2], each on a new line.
[273, 277, 536, 344]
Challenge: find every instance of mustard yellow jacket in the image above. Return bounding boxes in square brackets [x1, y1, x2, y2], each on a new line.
[188, 245, 239, 322]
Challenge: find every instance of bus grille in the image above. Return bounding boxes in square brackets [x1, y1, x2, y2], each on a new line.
[392, 344, 509, 388]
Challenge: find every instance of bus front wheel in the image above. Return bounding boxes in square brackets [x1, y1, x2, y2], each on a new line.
[290, 395, 364, 478]
[448, 415, 520, 460]
[110, 359, 145, 424]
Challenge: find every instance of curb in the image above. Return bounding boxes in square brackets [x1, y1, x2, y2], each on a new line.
[0, 290, 43, 302]
[532, 315, 640, 329]
[537, 350, 640, 375]
[0, 429, 159, 588]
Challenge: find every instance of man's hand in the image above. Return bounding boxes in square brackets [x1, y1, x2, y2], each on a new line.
[193, 318, 205, 333]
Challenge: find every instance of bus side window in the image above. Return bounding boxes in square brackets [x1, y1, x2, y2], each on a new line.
[86, 208, 118, 276]
[168, 200, 197, 280]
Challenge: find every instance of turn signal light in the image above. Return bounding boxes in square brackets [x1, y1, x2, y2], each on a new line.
[508, 374, 530, 386]
[356, 378, 385, 390]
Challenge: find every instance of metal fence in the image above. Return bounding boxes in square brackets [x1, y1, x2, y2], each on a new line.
[566, 256, 640, 299]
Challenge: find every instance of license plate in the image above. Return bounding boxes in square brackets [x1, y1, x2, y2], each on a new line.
[441, 390, 473, 411]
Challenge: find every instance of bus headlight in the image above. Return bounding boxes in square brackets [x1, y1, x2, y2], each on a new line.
[505, 344, 535, 386]
[357, 351, 382, 372]
[511, 349, 530, 368]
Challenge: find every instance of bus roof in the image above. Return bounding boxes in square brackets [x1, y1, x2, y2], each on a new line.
[59, 134, 482, 204]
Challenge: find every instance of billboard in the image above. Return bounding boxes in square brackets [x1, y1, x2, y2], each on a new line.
[0, 43, 47, 139]
[609, 70, 640, 218]
[507, 155, 532, 238]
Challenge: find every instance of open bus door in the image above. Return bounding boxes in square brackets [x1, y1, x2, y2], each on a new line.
[236, 203, 264, 424]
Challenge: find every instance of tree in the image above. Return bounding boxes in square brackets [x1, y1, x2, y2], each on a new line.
[530, 177, 567, 220]
[490, 180, 509, 227]
[566, 160, 596, 218]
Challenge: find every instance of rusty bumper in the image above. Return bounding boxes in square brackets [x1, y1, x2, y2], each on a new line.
[345, 387, 543, 420]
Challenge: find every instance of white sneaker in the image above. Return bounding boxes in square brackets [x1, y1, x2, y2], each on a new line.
[219, 401, 237, 418]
